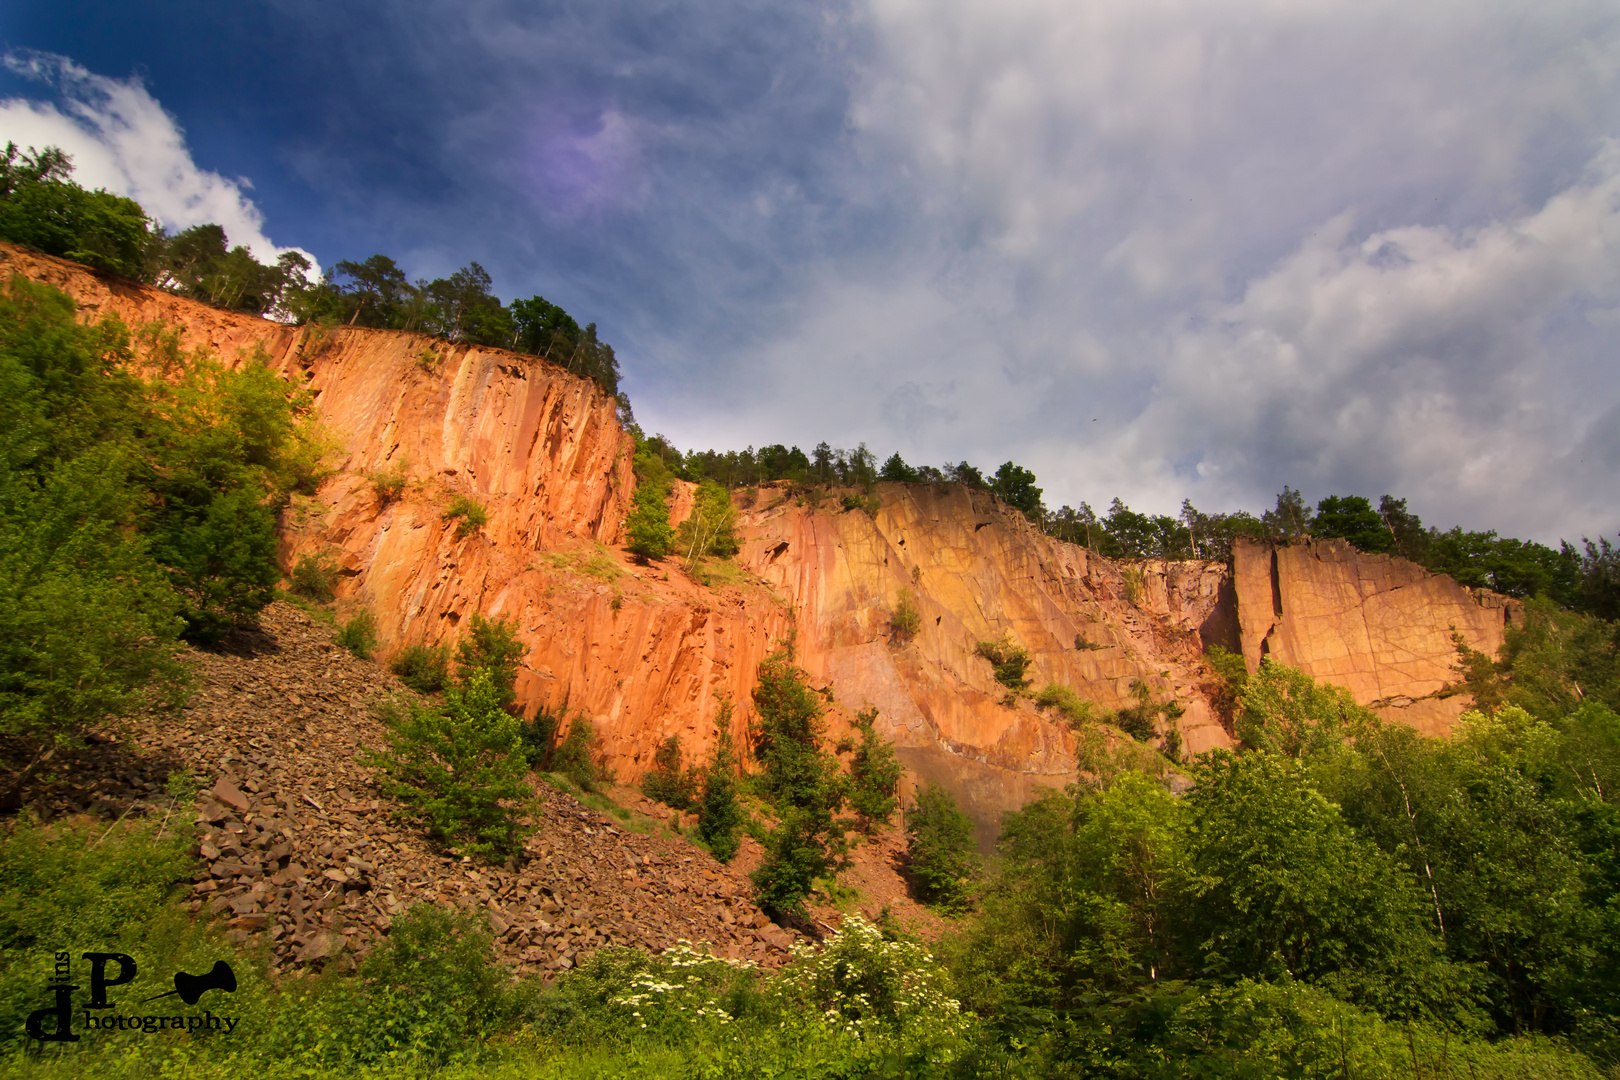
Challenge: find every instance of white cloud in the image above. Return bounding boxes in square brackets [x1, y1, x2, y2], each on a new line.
[0, 51, 318, 277]
[675, 0, 1620, 542]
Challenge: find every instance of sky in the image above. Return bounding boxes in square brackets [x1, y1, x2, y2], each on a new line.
[2, 1, 1618, 544]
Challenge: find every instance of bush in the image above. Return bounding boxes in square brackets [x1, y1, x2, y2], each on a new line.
[640, 734, 701, 810]
[521, 708, 563, 770]
[1035, 683, 1099, 727]
[676, 480, 738, 560]
[368, 461, 410, 503]
[696, 714, 745, 863]
[905, 783, 976, 911]
[778, 915, 968, 1039]
[442, 494, 488, 539]
[976, 636, 1032, 692]
[890, 589, 921, 642]
[335, 608, 380, 659]
[849, 707, 903, 830]
[289, 551, 339, 602]
[1111, 680, 1186, 758]
[456, 613, 525, 712]
[751, 807, 845, 919]
[551, 715, 608, 792]
[390, 642, 450, 693]
[626, 449, 675, 561]
[364, 669, 536, 861]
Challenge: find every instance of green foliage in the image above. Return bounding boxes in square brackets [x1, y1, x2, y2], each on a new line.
[150, 222, 311, 315]
[334, 608, 379, 659]
[1202, 643, 1249, 729]
[364, 670, 536, 860]
[455, 613, 525, 712]
[991, 461, 1045, 521]
[677, 479, 739, 560]
[904, 783, 976, 912]
[975, 635, 1032, 692]
[750, 648, 844, 814]
[441, 494, 487, 539]
[696, 711, 746, 863]
[551, 714, 609, 792]
[288, 550, 339, 603]
[1110, 680, 1186, 761]
[1235, 657, 1381, 755]
[1034, 683, 1099, 727]
[337, 903, 539, 1066]
[879, 452, 920, 483]
[1313, 494, 1393, 552]
[780, 916, 969, 1039]
[389, 642, 450, 694]
[848, 708, 903, 830]
[889, 589, 921, 642]
[0, 815, 196, 1049]
[366, 461, 410, 504]
[750, 806, 847, 919]
[520, 708, 563, 770]
[0, 143, 153, 278]
[640, 733, 701, 811]
[625, 448, 675, 560]
[1179, 750, 1470, 1021]
[749, 649, 851, 915]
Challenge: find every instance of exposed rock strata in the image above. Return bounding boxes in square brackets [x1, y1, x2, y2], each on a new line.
[3, 244, 1523, 835]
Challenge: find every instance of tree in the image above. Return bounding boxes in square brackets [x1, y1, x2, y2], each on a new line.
[0, 143, 152, 278]
[1235, 659, 1381, 757]
[696, 703, 745, 863]
[640, 734, 700, 810]
[1178, 751, 1464, 1020]
[904, 784, 976, 911]
[677, 480, 738, 560]
[625, 450, 675, 560]
[455, 614, 526, 713]
[992, 461, 1045, 522]
[1314, 495, 1392, 553]
[879, 452, 919, 483]
[848, 708, 903, 830]
[365, 670, 535, 861]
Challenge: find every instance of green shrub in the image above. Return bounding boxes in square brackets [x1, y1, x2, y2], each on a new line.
[521, 708, 563, 770]
[905, 783, 976, 912]
[335, 608, 380, 659]
[849, 707, 903, 830]
[390, 642, 450, 693]
[1075, 631, 1106, 650]
[1035, 683, 1099, 727]
[640, 733, 701, 810]
[1203, 642, 1249, 730]
[777, 915, 968, 1038]
[442, 494, 487, 539]
[677, 480, 738, 560]
[289, 551, 339, 602]
[455, 612, 525, 712]
[890, 589, 921, 642]
[551, 715, 608, 792]
[696, 713, 745, 863]
[751, 807, 846, 919]
[626, 449, 675, 561]
[364, 669, 536, 861]
[976, 636, 1032, 692]
[367, 461, 410, 503]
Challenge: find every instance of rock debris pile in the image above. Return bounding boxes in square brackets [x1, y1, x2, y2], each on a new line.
[41, 602, 797, 975]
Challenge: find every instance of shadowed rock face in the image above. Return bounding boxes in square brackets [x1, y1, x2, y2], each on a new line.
[2, 243, 1518, 840]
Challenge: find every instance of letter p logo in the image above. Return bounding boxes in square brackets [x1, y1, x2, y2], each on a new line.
[81, 953, 136, 1009]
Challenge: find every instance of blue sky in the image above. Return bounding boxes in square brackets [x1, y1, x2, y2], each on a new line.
[4, 0, 1619, 544]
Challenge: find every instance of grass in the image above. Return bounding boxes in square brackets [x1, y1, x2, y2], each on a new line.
[541, 545, 624, 582]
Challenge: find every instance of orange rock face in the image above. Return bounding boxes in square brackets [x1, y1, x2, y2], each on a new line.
[1231, 538, 1517, 734]
[3, 243, 1519, 837]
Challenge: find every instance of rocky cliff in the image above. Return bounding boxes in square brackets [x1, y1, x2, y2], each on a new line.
[2, 243, 1518, 839]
